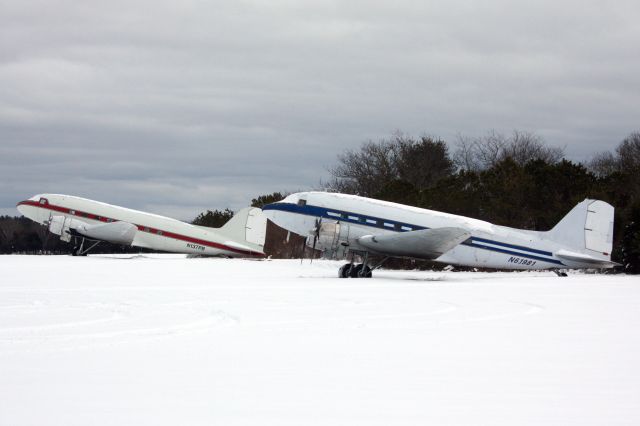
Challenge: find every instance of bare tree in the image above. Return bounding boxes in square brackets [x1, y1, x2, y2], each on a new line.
[587, 131, 640, 177]
[587, 151, 619, 177]
[617, 131, 640, 173]
[326, 139, 398, 196]
[453, 134, 480, 171]
[326, 133, 454, 196]
[505, 130, 564, 165]
[453, 130, 564, 171]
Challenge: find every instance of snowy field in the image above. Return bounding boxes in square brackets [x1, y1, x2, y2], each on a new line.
[1, 255, 639, 426]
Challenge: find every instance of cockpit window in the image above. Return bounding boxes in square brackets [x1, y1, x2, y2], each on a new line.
[297, 199, 307, 207]
[39, 198, 48, 205]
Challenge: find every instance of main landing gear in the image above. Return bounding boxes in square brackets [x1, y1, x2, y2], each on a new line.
[339, 263, 372, 278]
[338, 253, 388, 279]
[71, 237, 101, 256]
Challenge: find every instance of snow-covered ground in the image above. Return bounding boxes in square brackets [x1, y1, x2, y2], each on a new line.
[1, 255, 639, 426]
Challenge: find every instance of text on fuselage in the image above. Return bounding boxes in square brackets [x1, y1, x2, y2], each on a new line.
[507, 256, 537, 266]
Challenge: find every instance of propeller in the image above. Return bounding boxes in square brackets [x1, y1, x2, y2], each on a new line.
[300, 217, 322, 264]
[41, 213, 53, 253]
[300, 236, 306, 264]
[309, 217, 321, 264]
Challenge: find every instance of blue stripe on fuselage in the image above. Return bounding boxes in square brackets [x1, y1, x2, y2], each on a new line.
[263, 202, 562, 265]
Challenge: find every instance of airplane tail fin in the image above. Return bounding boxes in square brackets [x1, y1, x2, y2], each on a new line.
[546, 199, 614, 260]
[218, 207, 267, 252]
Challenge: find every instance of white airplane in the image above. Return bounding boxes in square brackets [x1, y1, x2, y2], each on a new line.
[17, 194, 266, 257]
[262, 192, 618, 277]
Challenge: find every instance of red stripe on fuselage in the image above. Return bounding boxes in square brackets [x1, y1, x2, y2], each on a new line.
[16, 200, 264, 257]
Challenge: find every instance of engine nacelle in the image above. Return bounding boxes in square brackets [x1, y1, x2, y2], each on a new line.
[48, 215, 137, 245]
[75, 221, 138, 245]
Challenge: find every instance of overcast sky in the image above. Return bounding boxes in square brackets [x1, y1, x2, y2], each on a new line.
[1, 0, 639, 219]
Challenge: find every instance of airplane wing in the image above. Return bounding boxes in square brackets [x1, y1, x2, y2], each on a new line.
[356, 227, 471, 260]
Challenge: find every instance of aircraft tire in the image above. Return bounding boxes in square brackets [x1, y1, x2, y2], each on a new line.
[359, 265, 372, 278]
[350, 264, 372, 278]
[338, 263, 352, 278]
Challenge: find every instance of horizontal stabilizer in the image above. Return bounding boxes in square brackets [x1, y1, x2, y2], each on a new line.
[357, 227, 471, 260]
[222, 240, 254, 252]
[555, 249, 621, 267]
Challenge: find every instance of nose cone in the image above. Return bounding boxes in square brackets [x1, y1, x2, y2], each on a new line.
[16, 201, 27, 216]
[16, 200, 38, 222]
[16, 195, 49, 224]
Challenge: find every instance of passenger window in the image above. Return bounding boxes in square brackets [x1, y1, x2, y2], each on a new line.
[39, 198, 48, 205]
[297, 199, 307, 206]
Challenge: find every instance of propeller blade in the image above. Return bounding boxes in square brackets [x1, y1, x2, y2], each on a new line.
[310, 235, 318, 264]
[42, 213, 53, 253]
[300, 235, 307, 264]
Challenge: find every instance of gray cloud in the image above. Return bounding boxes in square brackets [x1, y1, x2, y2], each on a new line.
[1, 0, 639, 219]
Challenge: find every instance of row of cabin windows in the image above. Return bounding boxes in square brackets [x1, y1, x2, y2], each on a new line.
[68, 210, 114, 222]
[327, 211, 413, 231]
[142, 227, 163, 236]
[294, 199, 414, 232]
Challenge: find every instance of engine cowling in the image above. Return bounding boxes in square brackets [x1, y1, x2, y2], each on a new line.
[73, 221, 137, 245]
[48, 215, 137, 245]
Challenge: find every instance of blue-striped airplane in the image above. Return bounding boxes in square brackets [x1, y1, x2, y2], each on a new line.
[262, 192, 618, 278]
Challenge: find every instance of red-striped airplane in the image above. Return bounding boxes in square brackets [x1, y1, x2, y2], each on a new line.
[17, 194, 266, 257]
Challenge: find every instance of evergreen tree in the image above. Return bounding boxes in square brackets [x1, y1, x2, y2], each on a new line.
[621, 208, 640, 274]
[251, 192, 286, 208]
[192, 209, 234, 228]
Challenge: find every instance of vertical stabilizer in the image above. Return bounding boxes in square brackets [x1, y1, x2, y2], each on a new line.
[218, 207, 267, 250]
[547, 199, 614, 259]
